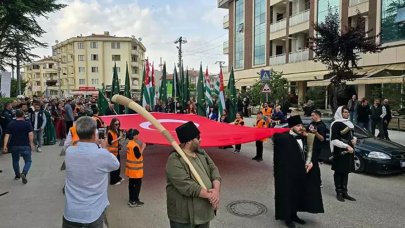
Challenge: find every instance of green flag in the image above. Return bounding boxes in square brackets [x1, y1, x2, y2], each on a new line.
[124, 62, 131, 114]
[180, 64, 185, 108]
[159, 62, 168, 104]
[172, 66, 181, 104]
[196, 64, 205, 116]
[111, 62, 120, 113]
[227, 66, 237, 121]
[184, 68, 190, 107]
[97, 89, 109, 115]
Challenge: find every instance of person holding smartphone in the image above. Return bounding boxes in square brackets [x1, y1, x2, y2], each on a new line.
[107, 118, 124, 185]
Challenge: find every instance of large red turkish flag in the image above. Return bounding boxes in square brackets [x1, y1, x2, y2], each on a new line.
[100, 113, 288, 147]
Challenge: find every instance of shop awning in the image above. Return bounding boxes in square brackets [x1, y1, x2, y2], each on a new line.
[307, 64, 402, 87]
[282, 70, 328, 82]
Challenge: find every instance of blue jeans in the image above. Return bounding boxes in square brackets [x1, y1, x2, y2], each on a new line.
[33, 130, 43, 148]
[10, 146, 32, 177]
[350, 111, 357, 124]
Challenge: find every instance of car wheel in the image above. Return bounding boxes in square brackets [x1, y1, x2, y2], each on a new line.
[354, 154, 365, 173]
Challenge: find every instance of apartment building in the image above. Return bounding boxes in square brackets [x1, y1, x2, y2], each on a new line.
[23, 57, 58, 97]
[23, 31, 146, 97]
[219, 0, 405, 105]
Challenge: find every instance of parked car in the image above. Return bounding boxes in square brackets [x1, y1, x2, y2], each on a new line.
[274, 118, 405, 174]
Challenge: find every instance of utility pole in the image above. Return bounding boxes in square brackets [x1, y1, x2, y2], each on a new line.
[174, 36, 187, 113]
[174, 36, 187, 69]
[215, 61, 226, 70]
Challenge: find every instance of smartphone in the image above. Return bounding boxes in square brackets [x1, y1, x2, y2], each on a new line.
[98, 128, 106, 139]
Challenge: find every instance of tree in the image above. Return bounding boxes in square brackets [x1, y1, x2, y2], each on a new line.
[310, 8, 382, 111]
[0, 1, 65, 94]
[11, 78, 27, 98]
[246, 71, 288, 106]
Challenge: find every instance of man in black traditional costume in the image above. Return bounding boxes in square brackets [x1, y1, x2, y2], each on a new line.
[273, 115, 324, 228]
[330, 106, 357, 202]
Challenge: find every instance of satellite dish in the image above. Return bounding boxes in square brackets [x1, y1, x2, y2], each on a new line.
[139, 37, 142, 42]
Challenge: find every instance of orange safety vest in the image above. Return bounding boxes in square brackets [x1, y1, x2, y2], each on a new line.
[125, 140, 143, 179]
[107, 130, 119, 156]
[92, 116, 105, 128]
[69, 126, 80, 145]
[261, 107, 272, 117]
[256, 118, 268, 142]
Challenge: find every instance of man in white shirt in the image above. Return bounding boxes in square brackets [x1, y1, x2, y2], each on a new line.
[63, 116, 119, 228]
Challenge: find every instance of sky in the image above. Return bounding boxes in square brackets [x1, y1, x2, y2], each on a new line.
[34, 0, 228, 74]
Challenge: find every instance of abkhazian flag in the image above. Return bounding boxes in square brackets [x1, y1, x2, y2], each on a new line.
[142, 59, 151, 108]
[217, 67, 226, 121]
[204, 67, 213, 115]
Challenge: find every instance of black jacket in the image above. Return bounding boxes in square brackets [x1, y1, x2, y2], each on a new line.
[357, 104, 371, 123]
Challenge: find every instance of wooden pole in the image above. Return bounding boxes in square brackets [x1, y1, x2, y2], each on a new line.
[112, 95, 207, 190]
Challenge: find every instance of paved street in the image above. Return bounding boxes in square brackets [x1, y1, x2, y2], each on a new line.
[1, 118, 405, 228]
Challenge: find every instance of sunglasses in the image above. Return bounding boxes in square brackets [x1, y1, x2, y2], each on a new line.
[114, 123, 120, 126]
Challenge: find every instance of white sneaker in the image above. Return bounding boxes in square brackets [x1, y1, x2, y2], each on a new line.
[37, 147, 42, 152]
[113, 181, 121, 186]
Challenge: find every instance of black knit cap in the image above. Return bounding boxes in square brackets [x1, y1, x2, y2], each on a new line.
[176, 121, 200, 143]
[288, 115, 303, 128]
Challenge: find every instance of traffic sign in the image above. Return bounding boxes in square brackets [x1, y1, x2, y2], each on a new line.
[260, 69, 271, 81]
[262, 83, 271, 93]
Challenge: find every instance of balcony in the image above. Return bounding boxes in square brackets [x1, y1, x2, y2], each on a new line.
[32, 86, 42, 92]
[270, 19, 286, 33]
[289, 10, 310, 27]
[223, 14, 229, 29]
[349, 0, 369, 16]
[289, 49, 309, 63]
[223, 41, 229, 55]
[350, 0, 368, 6]
[269, 54, 286, 65]
[270, 0, 284, 7]
[218, 0, 229, 9]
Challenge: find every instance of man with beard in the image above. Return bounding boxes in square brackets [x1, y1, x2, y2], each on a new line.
[273, 115, 323, 228]
[166, 121, 221, 228]
[330, 106, 357, 202]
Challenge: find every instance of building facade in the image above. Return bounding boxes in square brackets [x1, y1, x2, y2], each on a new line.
[219, 0, 405, 107]
[24, 31, 146, 97]
[23, 57, 58, 97]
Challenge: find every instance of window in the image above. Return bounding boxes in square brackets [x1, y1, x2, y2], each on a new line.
[111, 42, 120, 49]
[132, 66, 139, 74]
[77, 42, 84, 49]
[317, 0, 339, 24]
[91, 54, 98, 61]
[91, 79, 99, 85]
[90, 41, 98, 48]
[112, 67, 121, 72]
[112, 55, 121, 61]
[131, 55, 138, 62]
[79, 79, 85, 85]
[234, 0, 244, 69]
[381, 0, 405, 43]
[33, 64, 40, 70]
[49, 63, 54, 69]
[78, 55, 84, 61]
[91, 67, 98, 73]
[132, 45, 137, 50]
[254, 0, 266, 65]
[78, 67, 85, 73]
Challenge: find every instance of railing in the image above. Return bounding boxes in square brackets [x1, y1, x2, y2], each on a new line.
[289, 9, 310, 27]
[223, 14, 229, 29]
[289, 49, 309, 63]
[269, 54, 286, 65]
[350, 0, 368, 6]
[270, 18, 286, 33]
[223, 41, 229, 54]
